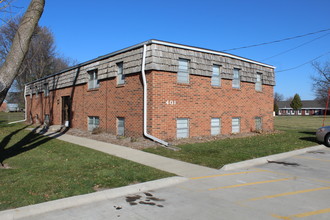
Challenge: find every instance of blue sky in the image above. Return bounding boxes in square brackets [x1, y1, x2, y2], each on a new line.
[16, 0, 330, 100]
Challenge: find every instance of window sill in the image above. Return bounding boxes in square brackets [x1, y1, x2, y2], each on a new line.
[116, 84, 126, 88]
[87, 87, 100, 92]
[211, 86, 222, 89]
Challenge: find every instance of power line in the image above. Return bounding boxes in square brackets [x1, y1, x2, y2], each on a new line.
[261, 32, 330, 61]
[222, 28, 330, 52]
[276, 51, 330, 73]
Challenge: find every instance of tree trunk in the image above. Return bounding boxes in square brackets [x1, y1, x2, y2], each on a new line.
[0, 0, 45, 105]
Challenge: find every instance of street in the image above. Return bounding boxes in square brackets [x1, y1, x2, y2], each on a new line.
[19, 146, 330, 220]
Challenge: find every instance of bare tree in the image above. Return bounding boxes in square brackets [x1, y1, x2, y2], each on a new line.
[274, 92, 284, 103]
[312, 61, 330, 103]
[0, 0, 45, 105]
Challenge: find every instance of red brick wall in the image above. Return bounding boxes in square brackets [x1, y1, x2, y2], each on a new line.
[27, 73, 143, 137]
[0, 102, 7, 112]
[147, 71, 274, 140]
[26, 70, 274, 140]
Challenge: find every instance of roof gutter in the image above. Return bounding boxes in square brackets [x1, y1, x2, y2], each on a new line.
[141, 44, 169, 147]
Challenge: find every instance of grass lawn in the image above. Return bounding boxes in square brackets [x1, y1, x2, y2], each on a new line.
[0, 113, 172, 211]
[144, 116, 330, 169]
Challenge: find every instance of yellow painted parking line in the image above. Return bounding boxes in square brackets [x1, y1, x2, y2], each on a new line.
[272, 207, 330, 220]
[294, 155, 330, 162]
[247, 186, 330, 202]
[208, 178, 292, 191]
[190, 170, 266, 180]
[254, 168, 330, 184]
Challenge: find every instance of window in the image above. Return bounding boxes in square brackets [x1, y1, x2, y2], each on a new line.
[117, 117, 125, 136]
[211, 118, 221, 135]
[117, 62, 125, 85]
[255, 117, 262, 131]
[44, 114, 50, 125]
[44, 83, 49, 97]
[232, 68, 240, 89]
[178, 59, 189, 84]
[177, 118, 189, 138]
[35, 86, 39, 98]
[211, 65, 221, 87]
[305, 110, 310, 115]
[232, 117, 240, 133]
[255, 73, 262, 91]
[88, 69, 99, 89]
[88, 116, 99, 131]
[298, 110, 302, 115]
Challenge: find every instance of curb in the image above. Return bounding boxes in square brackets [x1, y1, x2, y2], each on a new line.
[221, 145, 327, 171]
[0, 176, 187, 220]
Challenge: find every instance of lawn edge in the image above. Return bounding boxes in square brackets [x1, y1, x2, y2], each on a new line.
[0, 176, 187, 220]
[221, 145, 327, 171]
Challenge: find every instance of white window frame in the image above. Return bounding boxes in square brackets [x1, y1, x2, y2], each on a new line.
[178, 59, 189, 84]
[255, 73, 262, 91]
[177, 118, 189, 138]
[255, 117, 262, 131]
[232, 117, 240, 133]
[88, 69, 99, 89]
[211, 65, 221, 87]
[232, 68, 240, 89]
[305, 110, 310, 115]
[117, 62, 125, 85]
[117, 117, 125, 136]
[298, 110, 302, 115]
[88, 116, 100, 131]
[211, 118, 221, 136]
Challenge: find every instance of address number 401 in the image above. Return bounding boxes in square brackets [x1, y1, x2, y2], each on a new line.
[166, 100, 177, 105]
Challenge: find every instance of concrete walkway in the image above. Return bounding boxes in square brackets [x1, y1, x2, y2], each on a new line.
[44, 131, 218, 178]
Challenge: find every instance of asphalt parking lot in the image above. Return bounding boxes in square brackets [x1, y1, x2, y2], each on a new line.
[17, 147, 330, 220]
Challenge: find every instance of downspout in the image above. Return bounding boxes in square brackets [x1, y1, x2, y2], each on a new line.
[141, 44, 169, 146]
[8, 85, 27, 124]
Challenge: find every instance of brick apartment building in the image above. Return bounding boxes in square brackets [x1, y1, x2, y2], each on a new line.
[25, 40, 275, 145]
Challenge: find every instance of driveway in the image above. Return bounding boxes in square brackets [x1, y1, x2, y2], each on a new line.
[18, 146, 330, 220]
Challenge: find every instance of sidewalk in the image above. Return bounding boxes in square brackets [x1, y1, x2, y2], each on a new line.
[44, 131, 218, 178]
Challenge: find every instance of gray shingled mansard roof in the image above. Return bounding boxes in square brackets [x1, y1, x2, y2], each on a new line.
[25, 39, 276, 95]
[278, 100, 325, 109]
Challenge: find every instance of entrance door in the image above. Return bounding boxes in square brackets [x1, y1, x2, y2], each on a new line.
[62, 96, 70, 126]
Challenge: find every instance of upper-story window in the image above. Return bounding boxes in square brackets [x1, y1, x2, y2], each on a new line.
[255, 73, 262, 91]
[44, 83, 49, 97]
[178, 58, 189, 84]
[88, 69, 99, 89]
[35, 86, 39, 97]
[232, 68, 240, 89]
[117, 62, 125, 85]
[211, 65, 221, 87]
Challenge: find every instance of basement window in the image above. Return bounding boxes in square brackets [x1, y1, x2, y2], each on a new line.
[211, 65, 221, 87]
[117, 62, 125, 85]
[117, 117, 125, 136]
[232, 68, 240, 89]
[255, 73, 262, 91]
[177, 59, 189, 84]
[177, 118, 189, 138]
[211, 118, 221, 135]
[255, 117, 262, 131]
[88, 69, 99, 90]
[232, 117, 240, 133]
[88, 116, 99, 131]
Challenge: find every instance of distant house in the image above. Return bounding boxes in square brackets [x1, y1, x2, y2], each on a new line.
[278, 100, 326, 116]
